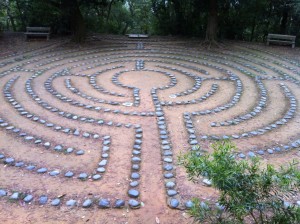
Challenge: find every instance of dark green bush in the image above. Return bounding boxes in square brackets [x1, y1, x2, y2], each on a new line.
[179, 141, 300, 224]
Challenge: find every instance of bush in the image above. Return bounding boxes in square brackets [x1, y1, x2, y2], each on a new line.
[179, 141, 300, 224]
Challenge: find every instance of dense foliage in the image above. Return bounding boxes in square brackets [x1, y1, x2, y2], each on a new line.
[179, 141, 300, 223]
[0, 0, 299, 44]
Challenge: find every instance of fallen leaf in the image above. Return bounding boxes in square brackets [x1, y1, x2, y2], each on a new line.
[155, 217, 160, 224]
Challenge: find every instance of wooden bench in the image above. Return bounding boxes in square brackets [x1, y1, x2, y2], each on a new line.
[127, 34, 149, 38]
[24, 27, 51, 41]
[267, 34, 296, 48]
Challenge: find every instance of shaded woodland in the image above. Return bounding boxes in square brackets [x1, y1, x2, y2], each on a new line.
[0, 0, 299, 44]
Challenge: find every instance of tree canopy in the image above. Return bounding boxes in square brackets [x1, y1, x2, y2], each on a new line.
[0, 0, 299, 44]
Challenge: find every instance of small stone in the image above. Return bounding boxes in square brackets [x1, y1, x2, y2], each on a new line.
[114, 199, 125, 208]
[66, 199, 77, 207]
[24, 195, 33, 203]
[128, 199, 140, 209]
[78, 173, 88, 179]
[166, 182, 176, 188]
[203, 179, 212, 186]
[37, 168, 47, 173]
[0, 189, 7, 197]
[248, 152, 256, 158]
[54, 145, 63, 152]
[98, 199, 110, 208]
[4, 157, 14, 165]
[92, 174, 101, 180]
[10, 192, 19, 200]
[131, 173, 140, 179]
[76, 150, 84, 155]
[239, 153, 246, 159]
[163, 158, 172, 163]
[39, 195, 48, 205]
[82, 199, 93, 208]
[185, 200, 194, 209]
[169, 199, 179, 208]
[49, 170, 60, 176]
[98, 160, 107, 166]
[167, 190, 177, 196]
[130, 181, 139, 187]
[128, 189, 139, 198]
[65, 171, 74, 177]
[66, 148, 74, 153]
[96, 167, 105, 173]
[51, 198, 61, 206]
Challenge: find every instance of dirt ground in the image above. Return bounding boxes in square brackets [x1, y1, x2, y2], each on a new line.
[0, 33, 300, 224]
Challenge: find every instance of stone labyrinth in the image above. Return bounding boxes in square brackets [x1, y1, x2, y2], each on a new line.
[0, 36, 300, 210]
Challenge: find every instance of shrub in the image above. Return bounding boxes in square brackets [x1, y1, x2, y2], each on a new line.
[179, 141, 300, 224]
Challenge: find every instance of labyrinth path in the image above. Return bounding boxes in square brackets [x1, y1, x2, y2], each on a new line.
[0, 36, 300, 211]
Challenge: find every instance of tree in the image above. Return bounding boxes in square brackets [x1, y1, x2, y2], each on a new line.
[179, 141, 300, 223]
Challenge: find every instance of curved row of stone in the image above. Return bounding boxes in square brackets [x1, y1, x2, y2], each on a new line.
[0, 141, 109, 181]
[5, 77, 105, 141]
[160, 84, 218, 106]
[200, 83, 297, 141]
[43, 69, 155, 116]
[65, 78, 123, 106]
[89, 65, 126, 97]
[184, 74, 243, 146]
[211, 77, 267, 127]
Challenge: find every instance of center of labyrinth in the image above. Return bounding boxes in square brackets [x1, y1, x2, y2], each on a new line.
[0, 39, 300, 211]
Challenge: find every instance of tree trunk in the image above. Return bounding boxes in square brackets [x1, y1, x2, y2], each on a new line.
[61, 0, 86, 43]
[205, 0, 218, 42]
[106, 0, 115, 22]
[5, 1, 16, 31]
[15, 0, 26, 30]
[250, 16, 256, 41]
[280, 9, 288, 34]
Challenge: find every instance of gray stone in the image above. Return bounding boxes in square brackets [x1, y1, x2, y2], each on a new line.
[66, 148, 74, 153]
[185, 200, 194, 209]
[24, 195, 33, 203]
[51, 198, 61, 206]
[5, 157, 14, 164]
[39, 195, 48, 205]
[54, 145, 63, 152]
[203, 179, 212, 186]
[98, 160, 107, 166]
[78, 173, 88, 179]
[128, 199, 140, 208]
[248, 152, 256, 158]
[76, 150, 84, 155]
[65, 171, 74, 177]
[37, 168, 47, 173]
[66, 199, 77, 207]
[96, 167, 105, 173]
[92, 174, 101, 180]
[49, 170, 60, 176]
[10, 192, 19, 200]
[131, 173, 140, 179]
[169, 199, 179, 208]
[164, 158, 172, 163]
[82, 199, 93, 208]
[130, 181, 139, 187]
[167, 190, 177, 196]
[98, 199, 110, 208]
[114, 199, 125, 208]
[0, 189, 7, 197]
[128, 189, 139, 198]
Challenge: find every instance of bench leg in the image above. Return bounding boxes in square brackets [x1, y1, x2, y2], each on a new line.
[267, 40, 269, 46]
[292, 43, 295, 48]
